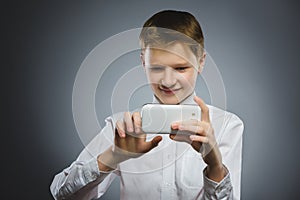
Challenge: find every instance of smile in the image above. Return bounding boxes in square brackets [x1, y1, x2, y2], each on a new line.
[159, 87, 181, 94]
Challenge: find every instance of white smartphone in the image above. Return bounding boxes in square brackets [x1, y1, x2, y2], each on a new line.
[141, 104, 201, 134]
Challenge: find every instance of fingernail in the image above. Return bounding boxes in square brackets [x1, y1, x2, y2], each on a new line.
[128, 127, 133, 132]
[120, 131, 125, 137]
[171, 124, 178, 128]
[135, 127, 141, 133]
[190, 135, 196, 140]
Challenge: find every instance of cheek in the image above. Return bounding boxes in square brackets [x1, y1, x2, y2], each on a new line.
[179, 72, 197, 87]
[146, 72, 161, 84]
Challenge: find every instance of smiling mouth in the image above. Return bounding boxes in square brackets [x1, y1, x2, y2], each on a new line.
[159, 87, 181, 93]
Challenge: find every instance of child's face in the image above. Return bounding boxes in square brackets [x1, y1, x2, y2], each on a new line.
[143, 42, 203, 104]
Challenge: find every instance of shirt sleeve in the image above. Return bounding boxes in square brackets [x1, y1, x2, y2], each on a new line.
[50, 115, 119, 200]
[50, 158, 116, 200]
[221, 114, 244, 200]
[202, 112, 244, 200]
[202, 166, 233, 200]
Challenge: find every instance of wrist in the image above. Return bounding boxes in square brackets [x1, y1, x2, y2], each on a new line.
[206, 164, 226, 182]
[203, 146, 226, 182]
[97, 146, 130, 172]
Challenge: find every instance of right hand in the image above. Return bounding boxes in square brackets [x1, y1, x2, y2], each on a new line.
[114, 111, 162, 158]
[97, 111, 162, 171]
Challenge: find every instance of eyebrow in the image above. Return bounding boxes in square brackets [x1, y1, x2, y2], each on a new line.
[150, 62, 191, 67]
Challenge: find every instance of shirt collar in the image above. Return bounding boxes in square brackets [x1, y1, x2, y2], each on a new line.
[152, 91, 197, 105]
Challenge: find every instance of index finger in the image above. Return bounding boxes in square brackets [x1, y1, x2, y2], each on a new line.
[193, 96, 210, 122]
[132, 112, 142, 134]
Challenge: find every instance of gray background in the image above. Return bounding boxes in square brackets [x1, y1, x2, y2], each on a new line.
[4, 0, 300, 199]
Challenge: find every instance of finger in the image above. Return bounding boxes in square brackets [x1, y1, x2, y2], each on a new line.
[171, 122, 179, 129]
[116, 120, 126, 137]
[191, 141, 202, 152]
[114, 129, 126, 150]
[171, 119, 199, 129]
[152, 135, 163, 146]
[145, 135, 162, 151]
[169, 134, 192, 143]
[124, 112, 134, 133]
[171, 120, 181, 129]
[194, 96, 210, 122]
[132, 112, 142, 134]
[178, 125, 205, 136]
[189, 135, 209, 143]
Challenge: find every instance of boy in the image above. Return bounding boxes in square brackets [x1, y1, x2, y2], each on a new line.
[51, 10, 244, 200]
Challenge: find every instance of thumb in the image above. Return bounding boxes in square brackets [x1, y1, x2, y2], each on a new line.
[149, 135, 162, 149]
[169, 134, 191, 143]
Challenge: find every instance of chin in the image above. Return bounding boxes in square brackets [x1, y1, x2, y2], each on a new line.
[157, 95, 182, 105]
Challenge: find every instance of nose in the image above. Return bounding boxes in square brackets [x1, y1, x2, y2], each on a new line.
[161, 67, 177, 88]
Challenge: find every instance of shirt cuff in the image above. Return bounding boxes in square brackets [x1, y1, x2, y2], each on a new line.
[203, 165, 233, 199]
[82, 158, 110, 184]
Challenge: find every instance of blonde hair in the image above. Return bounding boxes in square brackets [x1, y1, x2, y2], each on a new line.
[139, 10, 204, 57]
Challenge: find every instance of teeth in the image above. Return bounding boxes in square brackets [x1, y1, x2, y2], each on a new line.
[161, 88, 179, 91]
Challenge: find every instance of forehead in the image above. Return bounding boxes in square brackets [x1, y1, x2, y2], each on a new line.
[144, 43, 198, 67]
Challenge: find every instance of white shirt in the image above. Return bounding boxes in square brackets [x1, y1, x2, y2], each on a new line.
[50, 93, 244, 200]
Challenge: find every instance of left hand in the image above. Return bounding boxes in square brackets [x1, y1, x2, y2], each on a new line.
[170, 96, 225, 181]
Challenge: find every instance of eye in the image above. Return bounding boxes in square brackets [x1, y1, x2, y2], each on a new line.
[175, 67, 189, 72]
[149, 66, 165, 72]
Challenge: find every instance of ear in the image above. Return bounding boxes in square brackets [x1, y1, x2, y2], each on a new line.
[197, 51, 206, 74]
[140, 51, 145, 68]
